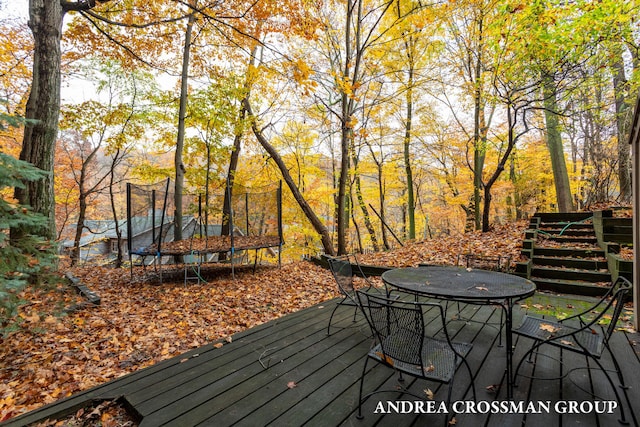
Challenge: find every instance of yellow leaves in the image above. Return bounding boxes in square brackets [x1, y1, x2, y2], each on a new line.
[292, 59, 313, 83]
[331, 71, 362, 101]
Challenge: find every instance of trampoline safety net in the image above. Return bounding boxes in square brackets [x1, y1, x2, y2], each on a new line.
[126, 178, 175, 257]
[126, 179, 283, 269]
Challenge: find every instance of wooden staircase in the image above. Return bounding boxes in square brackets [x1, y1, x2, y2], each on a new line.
[517, 212, 612, 297]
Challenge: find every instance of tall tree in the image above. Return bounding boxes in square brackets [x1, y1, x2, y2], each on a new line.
[243, 99, 335, 255]
[174, 12, 195, 245]
[311, 0, 418, 253]
[12, 0, 111, 244]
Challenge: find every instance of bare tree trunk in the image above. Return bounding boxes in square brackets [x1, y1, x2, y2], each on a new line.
[472, 12, 485, 231]
[174, 13, 195, 245]
[377, 164, 390, 250]
[612, 46, 632, 203]
[244, 99, 334, 255]
[71, 193, 87, 266]
[109, 152, 124, 268]
[482, 105, 517, 231]
[351, 143, 379, 251]
[223, 45, 258, 239]
[403, 66, 416, 239]
[12, 1, 64, 243]
[542, 72, 573, 212]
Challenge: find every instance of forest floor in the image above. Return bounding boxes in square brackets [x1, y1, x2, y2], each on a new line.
[0, 219, 632, 425]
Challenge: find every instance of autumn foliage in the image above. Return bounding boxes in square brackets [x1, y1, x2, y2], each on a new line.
[0, 222, 528, 422]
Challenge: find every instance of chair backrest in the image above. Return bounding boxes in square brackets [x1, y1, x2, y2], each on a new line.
[601, 276, 633, 340]
[566, 276, 632, 341]
[357, 291, 426, 368]
[457, 253, 511, 272]
[327, 256, 355, 297]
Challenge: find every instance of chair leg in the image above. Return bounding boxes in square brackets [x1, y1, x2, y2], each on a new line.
[461, 356, 477, 401]
[513, 341, 543, 387]
[444, 382, 454, 427]
[496, 305, 504, 347]
[327, 298, 345, 335]
[590, 356, 629, 425]
[357, 357, 370, 420]
[606, 344, 630, 390]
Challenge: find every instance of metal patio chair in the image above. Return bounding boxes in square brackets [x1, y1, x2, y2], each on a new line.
[512, 276, 633, 425]
[457, 253, 512, 273]
[356, 291, 476, 427]
[446, 253, 513, 346]
[326, 255, 391, 335]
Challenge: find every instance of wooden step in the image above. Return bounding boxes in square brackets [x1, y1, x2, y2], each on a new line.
[532, 247, 605, 259]
[602, 233, 633, 244]
[533, 212, 594, 223]
[531, 255, 608, 270]
[530, 277, 611, 297]
[538, 222, 594, 231]
[539, 235, 598, 245]
[537, 228, 595, 237]
[531, 266, 611, 283]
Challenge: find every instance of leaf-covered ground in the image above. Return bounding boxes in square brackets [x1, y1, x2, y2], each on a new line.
[0, 220, 539, 423]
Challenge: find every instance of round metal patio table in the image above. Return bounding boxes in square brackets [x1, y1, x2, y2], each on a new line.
[381, 265, 536, 398]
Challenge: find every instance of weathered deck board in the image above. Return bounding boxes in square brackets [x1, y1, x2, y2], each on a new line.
[2, 295, 639, 427]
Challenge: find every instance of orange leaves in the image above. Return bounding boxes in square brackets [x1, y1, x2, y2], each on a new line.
[359, 221, 528, 268]
[292, 59, 314, 83]
[0, 262, 338, 421]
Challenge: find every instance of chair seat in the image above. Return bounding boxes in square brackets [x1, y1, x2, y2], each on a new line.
[514, 315, 605, 357]
[369, 337, 473, 383]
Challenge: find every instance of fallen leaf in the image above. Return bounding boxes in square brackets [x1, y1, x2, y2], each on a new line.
[539, 323, 559, 334]
[560, 340, 574, 346]
[424, 388, 434, 400]
[44, 316, 57, 324]
[213, 343, 224, 349]
[287, 381, 297, 389]
[485, 384, 500, 393]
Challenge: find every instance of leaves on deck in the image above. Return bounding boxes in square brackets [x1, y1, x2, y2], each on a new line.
[1, 220, 633, 423]
[539, 323, 560, 334]
[424, 388, 434, 400]
[0, 262, 337, 421]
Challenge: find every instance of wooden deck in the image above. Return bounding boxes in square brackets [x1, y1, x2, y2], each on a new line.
[3, 296, 639, 427]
